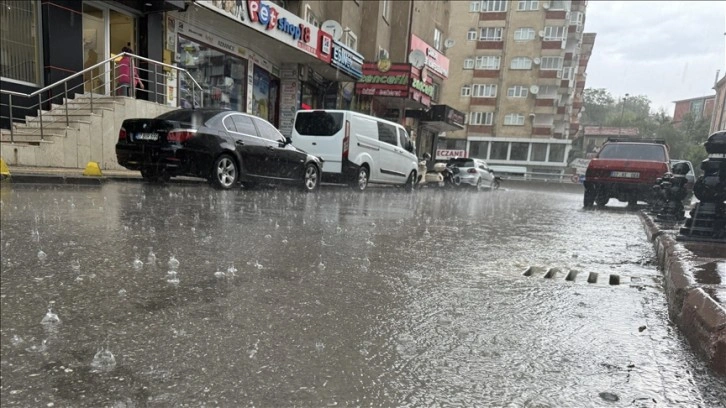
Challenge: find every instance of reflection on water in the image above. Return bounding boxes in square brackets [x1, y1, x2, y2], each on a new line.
[1, 183, 724, 407]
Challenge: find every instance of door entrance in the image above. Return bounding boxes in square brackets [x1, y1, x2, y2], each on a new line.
[82, 3, 137, 95]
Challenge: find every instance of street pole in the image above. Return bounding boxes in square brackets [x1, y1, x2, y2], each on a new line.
[618, 93, 629, 136]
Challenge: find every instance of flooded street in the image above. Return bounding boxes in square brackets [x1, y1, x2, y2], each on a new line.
[1, 183, 725, 407]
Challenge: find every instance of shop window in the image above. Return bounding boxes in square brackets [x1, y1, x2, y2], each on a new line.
[548, 144, 566, 162]
[490, 141, 508, 160]
[510, 142, 529, 161]
[0, 0, 41, 84]
[377, 122, 397, 145]
[177, 36, 247, 111]
[346, 31, 358, 51]
[531, 143, 547, 161]
[469, 141, 488, 159]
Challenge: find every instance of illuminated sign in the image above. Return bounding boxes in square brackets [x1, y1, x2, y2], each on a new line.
[331, 40, 363, 79]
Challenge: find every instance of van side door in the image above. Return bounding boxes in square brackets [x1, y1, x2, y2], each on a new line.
[376, 121, 408, 183]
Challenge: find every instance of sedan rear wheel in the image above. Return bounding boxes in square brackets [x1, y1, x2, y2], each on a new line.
[303, 163, 320, 192]
[211, 154, 239, 190]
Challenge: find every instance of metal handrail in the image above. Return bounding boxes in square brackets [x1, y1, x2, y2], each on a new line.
[1, 52, 202, 143]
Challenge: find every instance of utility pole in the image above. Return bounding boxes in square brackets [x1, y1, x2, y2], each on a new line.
[618, 93, 629, 136]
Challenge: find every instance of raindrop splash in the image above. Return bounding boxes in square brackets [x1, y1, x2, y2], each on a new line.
[132, 256, 144, 270]
[41, 308, 61, 326]
[70, 258, 80, 272]
[168, 256, 180, 269]
[37, 250, 47, 262]
[90, 348, 117, 373]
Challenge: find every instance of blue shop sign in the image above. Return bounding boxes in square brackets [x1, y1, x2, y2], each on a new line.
[331, 41, 363, 80]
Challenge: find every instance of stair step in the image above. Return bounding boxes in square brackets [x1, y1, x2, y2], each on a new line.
[23, 117, 92, 126]
[0, 134, 57, 143]
[1, 128, 65, 137]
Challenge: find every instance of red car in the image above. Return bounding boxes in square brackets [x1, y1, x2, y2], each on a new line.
[583, 139, 670, 207]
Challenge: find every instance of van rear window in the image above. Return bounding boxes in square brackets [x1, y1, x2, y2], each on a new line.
[295, 112, 344, 136]
[598, 144, 666, 161]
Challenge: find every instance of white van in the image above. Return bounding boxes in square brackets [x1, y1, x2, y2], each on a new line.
[291, 110, 418, 191]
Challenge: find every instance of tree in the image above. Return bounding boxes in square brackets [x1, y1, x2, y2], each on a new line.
[582, 88, 614, 125]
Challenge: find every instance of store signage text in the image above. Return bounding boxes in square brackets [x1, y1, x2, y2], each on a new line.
[436, 149, 467, 159]
[359, 74, 408, 85]
[410, 34, 450, 79]
[331, 41, 363, 79]
[248, 0, 311, 43]
[411, 78, 434, 97]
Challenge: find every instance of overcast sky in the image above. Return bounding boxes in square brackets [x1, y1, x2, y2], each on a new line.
[583, 1, 725, 114]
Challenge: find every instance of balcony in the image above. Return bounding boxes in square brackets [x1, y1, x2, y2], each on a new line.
[477, 41, 504, 50]
[533, 126, 553, 137]
[474, 69, 500, 78]
[576, 80, 586, 89]
[557, 106, 566, 115]
[479, 12, 506, 21]
[470, 97, 496, 106]
[542, 40, 564, 50]
[535, 98, 555, 107]
[545, 10, 567, 20]
[468, 125, 494, 134]
[568, 24, 582, 34]
[539, 70, 560, 79]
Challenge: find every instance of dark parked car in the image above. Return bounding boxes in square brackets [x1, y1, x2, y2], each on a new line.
[116, 109, 323, 191]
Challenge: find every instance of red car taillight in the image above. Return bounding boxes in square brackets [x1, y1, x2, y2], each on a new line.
[342, 120, 350, 160]
[118, 127, 127, 141]
[167, 129, 197, 143]
[468, 168, 477, 174]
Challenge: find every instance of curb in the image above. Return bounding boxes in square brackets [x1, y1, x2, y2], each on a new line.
[638, 212, 726, 375]
[1, 173, 206, 186]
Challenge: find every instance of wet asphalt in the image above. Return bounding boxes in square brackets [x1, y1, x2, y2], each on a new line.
[1, 182, 725, 407]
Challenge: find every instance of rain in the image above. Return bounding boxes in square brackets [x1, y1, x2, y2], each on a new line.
[1, 182, 725, 407]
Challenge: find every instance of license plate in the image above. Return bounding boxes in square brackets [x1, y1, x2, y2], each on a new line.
[135, 132, 158, 141]
[611, 171, 639, 178]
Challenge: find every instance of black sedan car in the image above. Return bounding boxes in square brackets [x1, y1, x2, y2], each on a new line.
[116, 109, 323, 191]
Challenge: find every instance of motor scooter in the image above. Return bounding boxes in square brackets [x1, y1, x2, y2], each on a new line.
[417, 153, 447, 187]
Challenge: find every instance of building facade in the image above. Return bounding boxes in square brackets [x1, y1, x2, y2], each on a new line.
[438, 0, 594, 177]
[0, 0, 366, 136]
[710, 74, 726, 133]
[672, 95, 716, 129]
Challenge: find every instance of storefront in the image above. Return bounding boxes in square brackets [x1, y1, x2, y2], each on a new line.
[421, 105, 466, 160]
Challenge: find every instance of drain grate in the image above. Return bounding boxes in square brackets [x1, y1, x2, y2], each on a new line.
[523, 266, 625, 286]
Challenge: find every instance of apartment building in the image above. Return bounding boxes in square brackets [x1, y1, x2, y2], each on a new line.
[439, 0, 595, 177]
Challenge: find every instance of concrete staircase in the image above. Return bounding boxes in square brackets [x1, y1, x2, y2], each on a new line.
[0, 93, 175, 170]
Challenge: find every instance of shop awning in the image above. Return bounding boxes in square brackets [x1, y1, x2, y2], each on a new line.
[421, 105, 465, 132]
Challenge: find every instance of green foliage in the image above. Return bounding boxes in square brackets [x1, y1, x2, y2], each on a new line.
[579, 88, 710, 171]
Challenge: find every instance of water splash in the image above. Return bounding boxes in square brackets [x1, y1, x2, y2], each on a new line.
[168, 256, 180, 269]
[41, 308, 61, 326]
[147, 248, 156, 264]
[166, 270, 180, 285]
[214, 270, 226, 279]
[90, 348, 117, 372]
[254, 261, 263, 270]
[227, 265, 238, 277]
[132, 256, 144, 270]
[37, 250, 47, 262]
[70, 258, 81, 272]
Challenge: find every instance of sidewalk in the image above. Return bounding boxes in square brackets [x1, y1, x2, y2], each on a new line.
[639, 212, 726, 375]
[0, 165, 204, 185]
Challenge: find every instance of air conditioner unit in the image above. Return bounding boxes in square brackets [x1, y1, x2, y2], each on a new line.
[533, 57, 541, 65]
[538, 30, 546, 38]
[543, 3, 550, 9]
[556, 70, 562, 78]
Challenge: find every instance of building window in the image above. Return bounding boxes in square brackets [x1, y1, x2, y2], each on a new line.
[0, 1, 41, 85]
[531, 143, 547, 161]
[432, 83, 440, 101]
[434, 28, 442, 51]
[561, 66, 574, 79]
[504, 113, 525, 125]
[305, 5, 319, 27]
[476, 56, 500, 70]
[470, 1, 481, 12]
[548, 144, 566, 162]
[514, 28, 535, 41]
[570, 11, 584, 25]
[461, 86, 471, 97]
[480, 27, 503, 41]
[469, 112, 494, 125]
[549, 0, 566, 10]
[540, 56, 563, 70]
[511, 143, 529, 161]
[467, 29, 478, 41]
[346, 31, 358, 51]
[464, 58, 475, 69]
[382, 0, 390, 20]
[691, 100, 704, 116]
[508, 85, 529, 97]
[482, 0, 508, 12]
[544, 26, 566, 41]
[472, 84, 497, 97]
[469, 141, 489, 159]
[510, 57, 532, 70]
[517, 0, 539, 10]
[491, 141, 508, 160]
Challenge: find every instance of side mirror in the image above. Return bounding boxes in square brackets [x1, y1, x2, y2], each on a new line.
[279, 136, 292, 147]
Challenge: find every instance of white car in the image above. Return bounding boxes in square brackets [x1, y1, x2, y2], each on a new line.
[449, 158, 496, 190]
